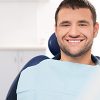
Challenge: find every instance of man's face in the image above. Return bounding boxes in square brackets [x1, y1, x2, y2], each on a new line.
[55, 8, 99, 57]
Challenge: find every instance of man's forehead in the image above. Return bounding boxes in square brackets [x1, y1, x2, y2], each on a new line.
[57, 8, 92, 20]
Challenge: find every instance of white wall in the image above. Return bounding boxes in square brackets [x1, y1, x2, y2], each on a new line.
[0, 2, 37, 48]
[36, 0, 62, 44]
[90, 0, 100, 56]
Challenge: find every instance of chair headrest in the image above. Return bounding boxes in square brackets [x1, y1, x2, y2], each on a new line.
[48, 33, 60, 56]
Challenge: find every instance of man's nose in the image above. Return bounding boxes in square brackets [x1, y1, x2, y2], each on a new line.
[68, 25, 80, 38]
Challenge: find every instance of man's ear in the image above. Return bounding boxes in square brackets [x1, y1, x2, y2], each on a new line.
[93, 22, 99, 38]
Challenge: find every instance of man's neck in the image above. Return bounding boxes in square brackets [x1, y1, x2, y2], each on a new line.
[60, 52, 95, 66]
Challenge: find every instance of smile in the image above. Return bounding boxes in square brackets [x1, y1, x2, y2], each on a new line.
[68, 40, 81, 43]
[66, 39, 85, 44]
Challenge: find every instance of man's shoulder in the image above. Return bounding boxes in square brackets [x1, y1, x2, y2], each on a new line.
[17, 59, 54, 92]
[21, 59, 55, 75]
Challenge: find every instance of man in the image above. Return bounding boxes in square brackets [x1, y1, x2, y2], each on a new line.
[17, 0, 100, 100]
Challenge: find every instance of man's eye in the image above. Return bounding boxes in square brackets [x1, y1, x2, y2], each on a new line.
[79, 24, 87, 26]
[61, 24, 70, 27]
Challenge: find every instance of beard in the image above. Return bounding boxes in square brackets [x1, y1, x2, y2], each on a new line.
[58, 40, 93, 57]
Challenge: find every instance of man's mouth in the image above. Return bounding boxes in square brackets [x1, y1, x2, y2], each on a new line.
[68, 40, 81, 43]
[67, 39, 83, 43]
[66, 39, 85, 44]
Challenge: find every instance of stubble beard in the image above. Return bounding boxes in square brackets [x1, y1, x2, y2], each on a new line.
[59, 41, 93, 58]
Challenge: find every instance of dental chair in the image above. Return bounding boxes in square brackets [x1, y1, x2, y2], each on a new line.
[6, 33, 60, 100]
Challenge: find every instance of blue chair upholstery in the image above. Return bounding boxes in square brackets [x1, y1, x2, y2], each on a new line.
[6, 33, 60, 100]
[48, 33, 60, 56]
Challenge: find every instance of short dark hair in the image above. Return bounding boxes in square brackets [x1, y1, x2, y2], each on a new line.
[55, 0, 96, 26]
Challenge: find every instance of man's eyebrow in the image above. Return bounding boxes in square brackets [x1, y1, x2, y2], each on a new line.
[59, 21, 70, 25]
[78, 20, 90, 24]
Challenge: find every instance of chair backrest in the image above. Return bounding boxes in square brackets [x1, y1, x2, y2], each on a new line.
[48, 33, 60, 56]
[6, 33, 60, 100]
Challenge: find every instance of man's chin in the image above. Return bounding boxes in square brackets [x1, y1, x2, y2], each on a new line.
[64, 50, 87, 58]
[66, 53, 82, 57]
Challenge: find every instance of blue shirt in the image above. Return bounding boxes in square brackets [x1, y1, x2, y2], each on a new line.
[17, 59, 100, 100]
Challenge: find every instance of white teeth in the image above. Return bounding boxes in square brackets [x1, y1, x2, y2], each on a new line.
[68, 40, 81, 43]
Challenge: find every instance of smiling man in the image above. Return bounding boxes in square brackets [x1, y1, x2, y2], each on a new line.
[17, 0, 100, 100]
[55, 1, 99, 64]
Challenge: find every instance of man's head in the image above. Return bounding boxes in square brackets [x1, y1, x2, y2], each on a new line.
[55, 0, 99, 61]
